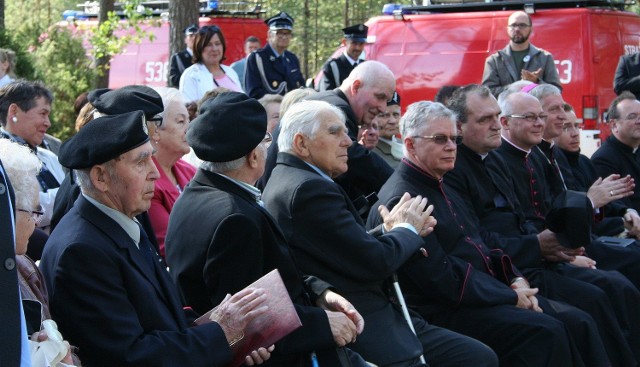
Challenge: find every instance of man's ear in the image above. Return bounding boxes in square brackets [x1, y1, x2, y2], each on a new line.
[247, 148, 260, 169]
[456, 121, 463, 135]
[351, 79, 362, 95]
[91, 165, 110, 192]
[499, 116, 510, 130]
[292, 133, 310, 158]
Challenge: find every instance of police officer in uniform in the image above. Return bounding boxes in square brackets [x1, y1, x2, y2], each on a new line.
[245, 12, 304, 99]
[318, 24, 368, 92]
[168, 24, 198, 88]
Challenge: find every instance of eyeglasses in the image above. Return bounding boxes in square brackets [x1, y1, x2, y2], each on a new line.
[562, 123, 583, 132]
[262, 131, 273, 144]
[508, 23, 531, 29]
[18, 205, 45, 225]
[412, 134, 463, 145]
[507, 113, 548, 122]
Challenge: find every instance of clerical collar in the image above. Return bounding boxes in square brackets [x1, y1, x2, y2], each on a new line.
[83, 193, 141, 247]
[501, 135, 531, 155]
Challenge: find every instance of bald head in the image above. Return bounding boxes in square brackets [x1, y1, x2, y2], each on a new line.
[340, 60, 396, 125]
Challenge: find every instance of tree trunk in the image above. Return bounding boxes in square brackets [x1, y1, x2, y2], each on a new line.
[95, 0, 115, 88]
[169, 0, 199, 57]
[0, 0, 5, 30]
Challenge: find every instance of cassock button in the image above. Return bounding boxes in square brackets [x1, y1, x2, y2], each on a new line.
[465, 236, 471, 241]
[4, 257, 15, 271]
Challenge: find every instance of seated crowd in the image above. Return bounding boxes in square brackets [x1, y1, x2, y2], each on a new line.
[5, 57, 640, 367]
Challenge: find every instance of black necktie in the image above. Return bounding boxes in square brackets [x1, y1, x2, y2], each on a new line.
[138, 224, 157, 272]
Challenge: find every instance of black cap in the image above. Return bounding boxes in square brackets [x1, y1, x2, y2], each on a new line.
[59, 111, 150, 169]
[545, 190, 593, 249]
[187, 92, 267, 162]
[88, 85, 164, 121]
[184, 24, 199, 35]
[342, 24, 368, 43]
[388, 91, 401, 106]
[265, 12, 294, 31]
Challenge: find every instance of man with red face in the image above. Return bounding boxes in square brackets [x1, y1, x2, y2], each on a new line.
[482, 11, 562, 97]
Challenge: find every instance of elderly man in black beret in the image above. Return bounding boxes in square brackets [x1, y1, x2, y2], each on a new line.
[50, 85, 165, 252]
[166, 92, 369, 367]
[40, 110, 273, 366]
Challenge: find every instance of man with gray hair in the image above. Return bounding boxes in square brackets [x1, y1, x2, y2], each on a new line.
[263, 99, 499, 367]
[166, 92, 370, 367]
[40, 110, 272, 366]
[369, 99, 612, 367]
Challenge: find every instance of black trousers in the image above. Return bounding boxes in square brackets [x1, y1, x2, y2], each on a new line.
[427, 301, 576, 367]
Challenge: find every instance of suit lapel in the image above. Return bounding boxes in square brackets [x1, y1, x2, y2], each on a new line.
[76, 196, 176, 312]
[500, 47, 519, 82]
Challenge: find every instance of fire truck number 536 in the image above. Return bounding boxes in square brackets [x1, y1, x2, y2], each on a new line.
[145, 61, 169, 83]
[554, 59, 572, 84]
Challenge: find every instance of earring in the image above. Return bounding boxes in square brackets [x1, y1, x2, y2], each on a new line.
[11, 116, 17, 123]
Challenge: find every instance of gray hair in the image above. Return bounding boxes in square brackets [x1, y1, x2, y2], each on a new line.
[400, 101, 456, 139]
[278, 100, 346, 153]
[75, 160, 117, 197]
[200, 157, 246, 174]
[0, 138, 41, 210]
[528, 84, 561, 102]
[153, 87, 185, 127]
[280, 88, 316, 117]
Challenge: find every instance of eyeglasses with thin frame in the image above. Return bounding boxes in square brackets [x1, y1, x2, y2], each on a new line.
[508, 23, 531, 29]
[18, 205, 45, 225]
[507, 113, 548, 123]
[275, 30, 293, 38]
[412, 134, 463, 145]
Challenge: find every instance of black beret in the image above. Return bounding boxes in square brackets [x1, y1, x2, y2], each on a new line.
[88, 85, 163, 120]
[342, 24, 368, 42]
[187, 92, 267, 162]
[59, 110, 150, 169]
[388, 91, 401, 106]
[184, 24, 199, 35]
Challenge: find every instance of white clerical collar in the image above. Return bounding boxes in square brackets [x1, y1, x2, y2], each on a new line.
[501, 135, 531, 155]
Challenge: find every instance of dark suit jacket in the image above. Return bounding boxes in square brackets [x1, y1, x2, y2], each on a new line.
[168, 49, 193, 88]
[0, 160, 21, 366]
[40, 195, 230, 367]
[446, 144, 544, 270]
[318, 55, 357, 91]
[245, 46, 304, 99]
[591, 135, 640, 212]
[166, 169, 340, 366]
[262, 152, 425, 365]
[614, 53, 640, 99]
[258, 90, 394, 211]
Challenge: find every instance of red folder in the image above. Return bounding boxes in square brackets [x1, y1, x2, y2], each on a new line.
[195, 269, 302, 367]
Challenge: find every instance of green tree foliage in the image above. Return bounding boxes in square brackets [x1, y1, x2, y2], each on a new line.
[30, 26, 95, 140]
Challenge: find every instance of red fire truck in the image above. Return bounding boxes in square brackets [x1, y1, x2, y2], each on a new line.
[320, 0, 640, 153]
[63, 1, 268, 88]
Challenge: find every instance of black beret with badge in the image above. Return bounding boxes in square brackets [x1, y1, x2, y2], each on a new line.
[187, 92, 267, 162]
[342, 24, 368, 43]
[184, 24, 199, 35]
[58, 110, 150, 169]
[265, 11, 294, 31]
[88, 85, 164, 121]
